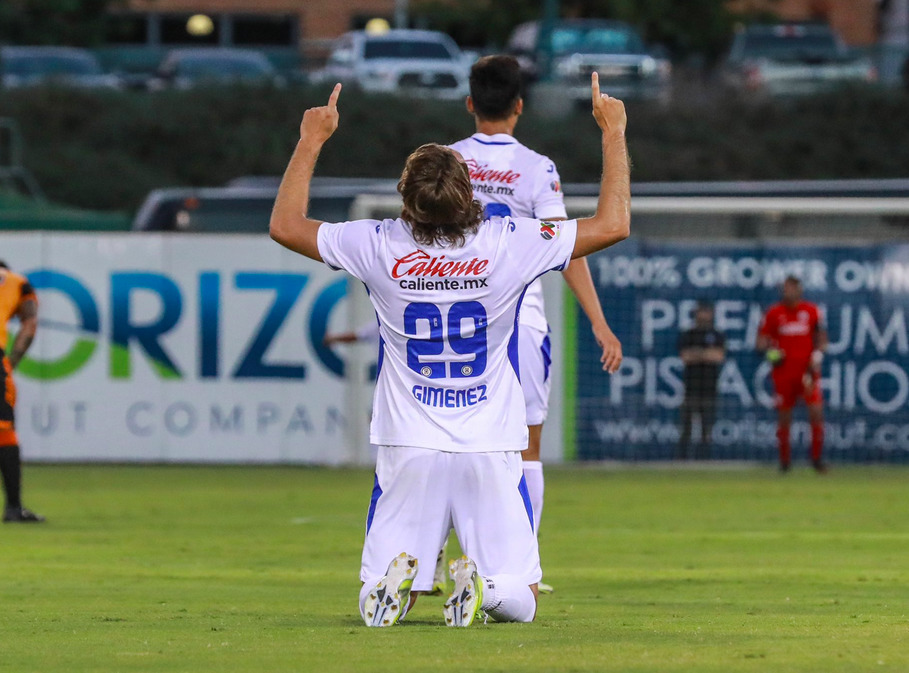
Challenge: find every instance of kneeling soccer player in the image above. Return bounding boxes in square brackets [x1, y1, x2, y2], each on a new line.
[269, 74, 630, 626]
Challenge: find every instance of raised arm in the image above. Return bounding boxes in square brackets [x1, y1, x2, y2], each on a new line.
[574, 72, 631, 259]
[269, 83, 342, 261]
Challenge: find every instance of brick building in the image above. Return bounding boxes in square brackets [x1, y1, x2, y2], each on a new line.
[114, 0, 889, 49]
[728, 0, 880, 45]
[119, 0, 396, 50]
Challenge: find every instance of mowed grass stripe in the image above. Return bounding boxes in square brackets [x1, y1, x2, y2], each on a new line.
[0, 465, 906, 672]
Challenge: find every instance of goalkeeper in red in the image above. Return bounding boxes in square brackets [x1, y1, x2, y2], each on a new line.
[757, 276, 828, 473]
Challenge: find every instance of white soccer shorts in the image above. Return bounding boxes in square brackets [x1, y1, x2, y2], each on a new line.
[360, 446, 542, 592]
[518, 324, 552, 426]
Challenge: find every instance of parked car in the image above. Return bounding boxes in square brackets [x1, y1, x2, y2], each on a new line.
[0, 46, 121, 89]
[506, 19, 671, 102]
[723, 23, 876, 96]
[314, 29, 470, 99]
[147, 48, 285, 90]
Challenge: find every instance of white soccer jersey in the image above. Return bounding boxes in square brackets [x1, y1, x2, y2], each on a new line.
[354, 321, 380, 344]
[318, 216, 577, 453]
[448, 133, 568, 333]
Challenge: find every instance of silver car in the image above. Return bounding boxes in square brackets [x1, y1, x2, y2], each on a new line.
[316, 29, 470, 100]
[723, 23, 877, 97]
[0, 46, 121, 89]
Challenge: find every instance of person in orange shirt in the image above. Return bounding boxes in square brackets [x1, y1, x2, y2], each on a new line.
[0, 260, 44, 522]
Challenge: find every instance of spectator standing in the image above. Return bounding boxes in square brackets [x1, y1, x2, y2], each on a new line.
[677, 301, 725, 460]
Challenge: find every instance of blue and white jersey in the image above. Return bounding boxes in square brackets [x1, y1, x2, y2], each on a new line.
[318, 216, 577, 453]
[448, 133, 568, 333]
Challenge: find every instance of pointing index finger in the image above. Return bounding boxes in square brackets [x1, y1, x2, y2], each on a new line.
[328, 82, 342, 109]
[591, 71, 600, 105]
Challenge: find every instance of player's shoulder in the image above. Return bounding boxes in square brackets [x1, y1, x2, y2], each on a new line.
[763, 302, 784, 319]
[481, 216, 531, 241]
[505, 216, 571, 242]
[512, 142, 558, 174]
[0, 268, 28, 289]
[800, 301, 822, 320]
[448, 136, 471, 153]
[452, 134, 557, 168]
[319, 218, 394, 266]
[0, 269, 34, 305]
[482, 215, 520, 236]
[372, 217, 405, 231]
[325, 217, 395, 235]
[505, 215, 540, 230]
[448, 134, 497, 159]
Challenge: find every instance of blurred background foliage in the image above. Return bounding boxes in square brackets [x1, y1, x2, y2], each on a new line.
[1, 83, 906, 212]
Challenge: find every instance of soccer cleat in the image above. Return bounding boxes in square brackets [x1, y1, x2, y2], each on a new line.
[3, 506, 46, 523]
[812, 460, 829, 474]
[428, 543, 449, 595]
[362, 552, 418, 628]
[537, 581, 554, 594]
[444, 556, 486, 627]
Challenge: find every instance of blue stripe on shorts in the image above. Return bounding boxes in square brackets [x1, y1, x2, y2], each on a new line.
[366, 474, 383, 533]
[518, 474, 534, 532]
[541, 334, 552, 382]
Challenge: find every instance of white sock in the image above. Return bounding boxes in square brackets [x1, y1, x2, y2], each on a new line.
[481, 574, 537, 623]
[523, 460, 544, 534]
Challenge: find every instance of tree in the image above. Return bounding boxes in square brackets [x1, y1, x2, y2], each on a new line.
[577, 0, 738, 60]
[0, 0, 117, 47]
[413, 0, 541, 48]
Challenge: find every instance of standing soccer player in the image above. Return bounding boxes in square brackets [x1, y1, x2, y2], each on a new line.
[0, 260, 45, 523]
[270, 73, 630, 626]
[757, 276, 828, 472]
[449, 56, 622, 591]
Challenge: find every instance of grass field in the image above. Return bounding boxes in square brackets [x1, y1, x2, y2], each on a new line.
[1, 464, 907, 672]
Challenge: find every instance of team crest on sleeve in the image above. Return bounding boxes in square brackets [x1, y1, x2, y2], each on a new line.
[550, 180, 561, 193]
[539, 221, 559, 240]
